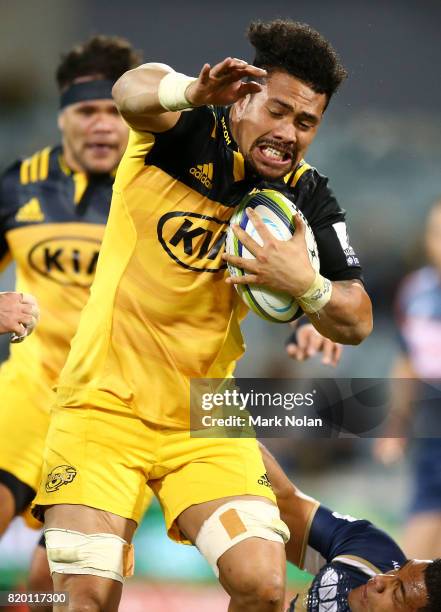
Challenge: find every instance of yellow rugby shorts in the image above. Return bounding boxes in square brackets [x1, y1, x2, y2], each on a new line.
[33, 401, 275, 543]
[0, 369, 53, 492]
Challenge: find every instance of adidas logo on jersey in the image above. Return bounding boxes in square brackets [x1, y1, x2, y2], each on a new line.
[190, 163, 213, 189]
[20, 147, 51, 185]
[258, 473, 272, 488]
[15, 198, 45, 222]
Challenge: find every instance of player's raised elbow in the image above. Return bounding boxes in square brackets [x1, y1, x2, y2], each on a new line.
[112, 62, 172, 115]
[112, 68, 137, 112]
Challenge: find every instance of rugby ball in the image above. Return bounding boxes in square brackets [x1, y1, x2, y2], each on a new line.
[225, 188, 320, 323]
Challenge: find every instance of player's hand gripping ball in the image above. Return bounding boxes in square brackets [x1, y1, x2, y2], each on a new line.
[225, 188, 320, 322]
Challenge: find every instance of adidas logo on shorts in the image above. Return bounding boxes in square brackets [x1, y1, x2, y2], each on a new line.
[258, 473, 272, 488]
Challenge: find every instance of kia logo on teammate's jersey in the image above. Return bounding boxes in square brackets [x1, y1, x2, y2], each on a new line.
[158, 212, 228, 272]
[28, 236, 101, 286]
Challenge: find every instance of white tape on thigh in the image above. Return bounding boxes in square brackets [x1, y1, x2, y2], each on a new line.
[195, 500, 290, 577]
[45, 529, 134, 583]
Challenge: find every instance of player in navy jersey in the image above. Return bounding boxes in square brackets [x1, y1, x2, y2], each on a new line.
[375, 198, 441, 560]
[261, 445, 441, 611]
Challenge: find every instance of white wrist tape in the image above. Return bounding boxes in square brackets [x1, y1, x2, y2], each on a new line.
[297, 272, 333, 314]
[158, 71, 197, 112]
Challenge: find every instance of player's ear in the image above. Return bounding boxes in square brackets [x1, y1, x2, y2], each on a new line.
[232, 94, 250, 121]
[57, 111, 65, 132]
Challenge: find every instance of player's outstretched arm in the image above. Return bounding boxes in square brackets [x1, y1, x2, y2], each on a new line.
[112, 58, 267, 133]
[0, 292, 40, 340]
[259, 443, 319, 568]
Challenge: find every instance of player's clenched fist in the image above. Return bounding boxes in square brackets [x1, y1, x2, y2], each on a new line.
[0, 292, 40, 342]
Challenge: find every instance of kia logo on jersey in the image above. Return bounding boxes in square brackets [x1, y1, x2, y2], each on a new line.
[28, 236, 101, 286]
[158, 211, 228, 272]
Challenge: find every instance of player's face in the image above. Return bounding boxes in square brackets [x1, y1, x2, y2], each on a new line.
[231, 71, 327, 181]
[58, 100, 128, 174]
[347, 560, 429, 611]
[425, 204, 441, 272]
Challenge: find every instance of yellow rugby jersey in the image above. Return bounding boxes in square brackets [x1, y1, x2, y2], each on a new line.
[57, 106, 363, 427]
[0, 146, 113, 394]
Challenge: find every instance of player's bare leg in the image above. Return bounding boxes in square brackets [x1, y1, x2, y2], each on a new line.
[178, 495, 286, 611]
[402, 513, 441, 558]
[0, 484, 15, 535]
[219, 537, 285, 612]
[28, 542, 53, 612]
[43, 504, 137, 612]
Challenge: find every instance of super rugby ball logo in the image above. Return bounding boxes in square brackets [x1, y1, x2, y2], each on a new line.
[45, 465, 77, 492]
[28, 236, 101, 286]
[158, 212, 228, 272]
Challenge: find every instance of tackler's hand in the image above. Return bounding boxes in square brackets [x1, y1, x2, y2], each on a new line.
[0, 291, 40, 343]
[286, 323, 342, 366]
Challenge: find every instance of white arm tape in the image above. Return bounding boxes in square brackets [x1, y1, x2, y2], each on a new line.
[158, 71, 197, 112]
[195, 500, 289, 577]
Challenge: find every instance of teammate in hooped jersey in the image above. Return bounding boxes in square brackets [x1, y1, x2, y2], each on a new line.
[0, 35, 141, 601]
[34, 20, 372, 611]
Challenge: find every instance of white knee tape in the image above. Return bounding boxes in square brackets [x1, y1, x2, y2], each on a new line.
[195, 500, 290, 577]
[45, 529, 134, 583]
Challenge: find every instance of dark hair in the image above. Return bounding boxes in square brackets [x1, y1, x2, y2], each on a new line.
[421, 559, 441, 612]
[56, 35, 142, 90]
[247, 19, 347, 103]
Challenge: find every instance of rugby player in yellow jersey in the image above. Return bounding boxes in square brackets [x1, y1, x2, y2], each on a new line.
[0, 35, 141, 601]
[34, 20, 373, 611]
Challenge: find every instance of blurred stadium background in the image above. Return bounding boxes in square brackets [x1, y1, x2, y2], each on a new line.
[0, 0, 440, 609]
